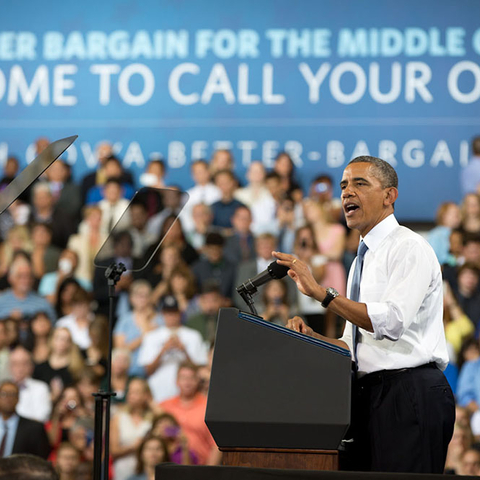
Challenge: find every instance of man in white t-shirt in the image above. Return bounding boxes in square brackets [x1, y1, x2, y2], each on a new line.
[138, 295, 207, 403]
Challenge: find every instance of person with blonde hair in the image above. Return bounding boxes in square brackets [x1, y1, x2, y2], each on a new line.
[33, 327, 85, 402]
[110, 378, 154, 480]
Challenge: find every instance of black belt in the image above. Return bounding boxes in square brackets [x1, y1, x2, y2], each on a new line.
[357, 362, 438, 387]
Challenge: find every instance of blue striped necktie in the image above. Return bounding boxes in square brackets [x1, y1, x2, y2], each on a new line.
[351, 240, 368, 363]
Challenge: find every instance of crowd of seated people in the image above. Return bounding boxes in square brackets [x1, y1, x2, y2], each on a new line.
[0, 135, 479, 478]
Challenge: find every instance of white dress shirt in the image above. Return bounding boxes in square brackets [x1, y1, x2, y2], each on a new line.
[340, 214, 449, 375]
[16, 377, 52, 423]
[138, 326, 208, 403]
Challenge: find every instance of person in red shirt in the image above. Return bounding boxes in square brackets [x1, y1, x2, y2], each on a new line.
[159, 362, 221, 465]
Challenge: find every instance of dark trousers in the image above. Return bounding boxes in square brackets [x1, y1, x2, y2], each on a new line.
[346, 363, 455, 473]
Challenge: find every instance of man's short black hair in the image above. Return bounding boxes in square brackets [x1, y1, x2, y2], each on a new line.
[348, 156, 398, 189]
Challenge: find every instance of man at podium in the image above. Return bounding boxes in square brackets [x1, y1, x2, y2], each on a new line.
[274, 156, 455, 474]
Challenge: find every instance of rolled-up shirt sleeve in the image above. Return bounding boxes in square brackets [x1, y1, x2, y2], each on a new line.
[363, 239, 438, 342]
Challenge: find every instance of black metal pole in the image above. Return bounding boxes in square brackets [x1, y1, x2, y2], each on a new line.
[93, 263, 124, 480]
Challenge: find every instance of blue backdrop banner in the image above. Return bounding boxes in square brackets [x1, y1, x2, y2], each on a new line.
[1, 0, 480, 220]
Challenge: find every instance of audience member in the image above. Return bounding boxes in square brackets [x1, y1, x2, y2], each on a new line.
[105, 349, 132, 406]
[47, 386, 88, 450]
[181, 160, 221, 233]
[92, 230, 136, 317]
[138, 295, 207, 403]
[309, 174, 343, 223]
[0, 381, 50, 459]
[209, 149, 234, 176]
[110, 378, 154, 480]
[31, 223, 62, 278]
[129, 201, 157, 260]
[38, 249, 91, 304]
[56, 289, 94, 351]
[260, 279, 291, 326]
[304, 199, 347, 336]
[461, 193, 480, 235]
[461, 136, 480, 197]
[55, 442, 81, 480]
[44, 159, 82, 223]
[114, 280, 164, 377]
[234, 162, 276, 235]
[160, 363, 220, 465]
[234, 233, 291, 311]
[33, 327, 84, 401]
[54, 279, 82, 319]
[451, 263, 480, 334]
[210, 170, 244, 230]
[0, 155, 19, 191]
[184, 203, 215, 250]
[149, 413, 197, 465]
[29, 182, 75, 249]
[80, 142, 133, 204]
[0, 225, 33, 278]
[146, 188, 186, 238]
[97, 178, 131, 234]
[275, 195, 298, 254]
[0, 454, 57, 479]
[10, 346, 51, 422]
[428, 202, 462, 265]
[186, 284, 224, 346]
[127, 435, 170, 480]
[67, 206, 107, 285]
[191, 232, 236, 299]
[292, 225, 327, 334]
[26, 312, 52, 365]
[158, 215, 198, 265]
[444, 422, 473, 474]
[166, 268, 198, 320]
[83, 317, 108, 379]
[86, 157, 135, 204]
[273, 152, 302, 202]
[223, 206, 256, 264]
[0, 323, 10, 382]
[459, 448, 480, 476]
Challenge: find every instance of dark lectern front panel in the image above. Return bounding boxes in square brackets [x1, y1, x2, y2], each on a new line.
[205, 308, 352, 450]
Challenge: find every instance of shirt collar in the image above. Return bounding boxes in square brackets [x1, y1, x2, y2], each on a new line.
[361, 214, 399, 253]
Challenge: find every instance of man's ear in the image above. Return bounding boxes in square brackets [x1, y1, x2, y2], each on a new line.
[384, 187, 398, 207]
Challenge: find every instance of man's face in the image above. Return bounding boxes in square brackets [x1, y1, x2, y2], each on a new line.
[340, 162, 397, 237]
[460, 450, 480, 476]
[464, 241, 480, 265]
[9, 349, 33, 383]
[192, 163, 210, 185]
[200, 292, 222, 315]
[163, 310, 182, 328]
[9, 262, 33, 295]
[231, 208, 251, 233]
[0, 383, 19, 416]
[177, 367, 199, 398]
[215, 173, 235, 197]
[57, 447, 80, 475]
[256, 238, 276, 260]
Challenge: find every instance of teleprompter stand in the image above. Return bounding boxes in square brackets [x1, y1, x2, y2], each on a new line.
[93, 187, 190, 480]
[93, 262, 125, 480]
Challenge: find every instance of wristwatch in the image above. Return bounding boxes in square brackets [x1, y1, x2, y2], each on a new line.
[321, 287, 339, 308]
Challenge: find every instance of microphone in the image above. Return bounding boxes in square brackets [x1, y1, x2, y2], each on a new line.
[236, 261, 290, 297]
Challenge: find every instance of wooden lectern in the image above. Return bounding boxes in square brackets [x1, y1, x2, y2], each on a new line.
[205, 308, 352, 471]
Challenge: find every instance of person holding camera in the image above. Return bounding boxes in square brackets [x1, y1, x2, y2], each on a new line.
[160, 362, 220, 466]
